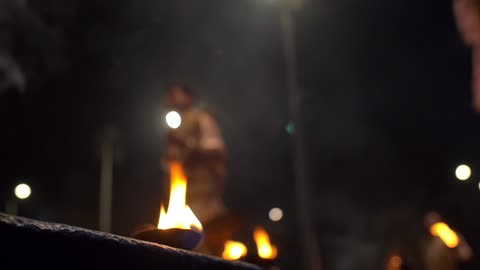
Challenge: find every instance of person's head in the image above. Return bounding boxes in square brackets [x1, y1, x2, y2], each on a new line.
[166, 83, 195, 110]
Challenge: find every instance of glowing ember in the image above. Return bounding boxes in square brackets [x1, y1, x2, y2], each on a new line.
[387, 255, 402, 270]
[222, 241, 248, 260]
[430, 222, 459, 248]
[157, 162, 202, 232]
[253, 226, 278, 260]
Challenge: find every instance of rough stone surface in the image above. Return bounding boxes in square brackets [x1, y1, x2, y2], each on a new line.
[0, 213, 260, 270]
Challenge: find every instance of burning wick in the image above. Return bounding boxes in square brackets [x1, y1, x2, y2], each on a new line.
[254, 227, 278, 260]
[241, 227, 278, 269]
[132, 162, 203, 250]
[430, 222, 459, 248]
[223, 241, 248, 260]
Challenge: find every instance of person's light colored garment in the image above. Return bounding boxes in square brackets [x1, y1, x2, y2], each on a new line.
[198, 112, 225, 150]
[187, 111, 227, 224]
[473, 49, 480, 111]
[163, 108, 227, 224]
[454, 0, 480, 111]
[454, 0, 480, 45]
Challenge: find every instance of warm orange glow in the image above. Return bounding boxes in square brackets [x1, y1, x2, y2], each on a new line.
[430, 222, 459, 248]
[253, 226, 278, 259]
[387, 255, 402, 270]
[222, 241, 248, 260]
[157, 162, 202, 232]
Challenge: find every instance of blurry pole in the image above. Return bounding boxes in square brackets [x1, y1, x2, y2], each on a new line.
[280, 1, 322, 270]
[5, 199, 18, 216]
[99, 126, 115, 233]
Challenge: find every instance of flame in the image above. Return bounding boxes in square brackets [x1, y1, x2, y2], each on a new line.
[222, 241, 248, 260]
[157, 162, 202, 232]
[254, 226, 278, 259]
[430, 222, 459, 248]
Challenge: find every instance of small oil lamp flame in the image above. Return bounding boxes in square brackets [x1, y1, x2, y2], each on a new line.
[430, 222, 459, 248]
[222, 240, 248, 260]
[157, 162, 202, 232]
[132, 162, 203, 250]
[254, 227, 278, 260]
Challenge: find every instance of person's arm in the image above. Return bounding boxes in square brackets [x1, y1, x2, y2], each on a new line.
[167, 130, 194, 147]
[167, 110, 202, 149]
[189, 112, 226, 160]
[189, 146, 226, 162]
[453, 0, 480, 46]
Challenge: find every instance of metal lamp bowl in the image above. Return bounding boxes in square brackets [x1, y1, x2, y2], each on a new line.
[245, 255, 277, 270]
[132, 228, 204, 251]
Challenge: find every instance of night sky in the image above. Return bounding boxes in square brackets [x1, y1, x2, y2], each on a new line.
[1, 0, 479, 269]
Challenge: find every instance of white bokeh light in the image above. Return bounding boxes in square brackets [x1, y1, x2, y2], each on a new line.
[166, 111, 182, 129]
[14, 183, 31, 200]
[455, 165, 472, 181]
[269, 208, 283, 222]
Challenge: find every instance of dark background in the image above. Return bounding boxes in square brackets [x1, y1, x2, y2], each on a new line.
[1, 0, 479, 269]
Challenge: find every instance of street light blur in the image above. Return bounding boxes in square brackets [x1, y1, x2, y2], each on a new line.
[455, 165, 471, 181]
[166, 111, 182, 129]
[5, 183, 32, 216]
[14, 183, 31, 200]
[269, 207, 284, 222]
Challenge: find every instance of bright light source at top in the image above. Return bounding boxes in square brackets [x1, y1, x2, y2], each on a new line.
[166, 111, 182, 129]
[269, 208, 283, 222]
[455, 165, 471, 181]
[14, 183, 31, 200]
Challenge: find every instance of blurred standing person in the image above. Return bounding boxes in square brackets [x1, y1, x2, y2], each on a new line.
[161, 83, 228, 225]
[453, 0, 480, 111]
[422, 212, 472, 270]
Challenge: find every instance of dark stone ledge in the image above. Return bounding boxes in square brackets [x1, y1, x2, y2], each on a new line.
[0, 213, 260, 270]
